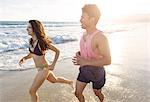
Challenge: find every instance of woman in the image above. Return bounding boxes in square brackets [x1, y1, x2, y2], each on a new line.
[19, 20, 73, 102]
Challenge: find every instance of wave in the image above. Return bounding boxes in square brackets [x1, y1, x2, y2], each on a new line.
[52, 35, 77, 44]
[0, 21, 79, 28]
[0, 57, 72, 71]
[0, 35, 77, 53]
[106, 29, 130, 34]
[0, 67, 34, 71]
[0, 24, 79, 28]
[0, 21, 26, 28]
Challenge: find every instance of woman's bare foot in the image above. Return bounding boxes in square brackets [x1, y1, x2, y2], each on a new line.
[69, 81, 74, 89]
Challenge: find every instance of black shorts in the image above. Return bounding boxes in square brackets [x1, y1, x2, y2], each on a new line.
[77, 65, 106, 90]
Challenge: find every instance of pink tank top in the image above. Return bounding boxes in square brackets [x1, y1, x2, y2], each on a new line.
[80, 30, 103, 60]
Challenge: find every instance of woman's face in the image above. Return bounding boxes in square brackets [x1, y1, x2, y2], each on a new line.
[27, 23, 34, 36]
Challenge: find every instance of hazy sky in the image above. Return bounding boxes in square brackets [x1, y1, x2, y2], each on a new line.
[0, 0, 149, 21]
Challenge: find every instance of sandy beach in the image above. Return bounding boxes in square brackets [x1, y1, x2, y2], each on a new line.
[0, 59, 78, 102]
[0, 20, 150, 102]
[1, 59, 108, 102]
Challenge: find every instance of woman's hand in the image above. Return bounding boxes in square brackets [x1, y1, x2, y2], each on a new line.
[48, 64, 55, 71]
[19, 58, 25, 66]
[19, 53, 32, 66]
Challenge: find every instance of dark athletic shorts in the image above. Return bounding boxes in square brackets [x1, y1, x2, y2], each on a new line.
[77, 65, 106, 90]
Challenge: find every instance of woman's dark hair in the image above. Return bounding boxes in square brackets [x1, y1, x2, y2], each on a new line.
[29, 20, 52, 51]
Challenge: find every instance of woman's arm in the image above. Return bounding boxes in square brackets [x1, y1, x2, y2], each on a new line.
[19, 53, 32, 66]
[47, 44, 60, 70]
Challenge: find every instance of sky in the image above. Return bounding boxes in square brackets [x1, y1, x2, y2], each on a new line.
[0, 0, 149, 21]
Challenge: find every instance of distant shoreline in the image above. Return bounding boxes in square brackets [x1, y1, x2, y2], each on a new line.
[0, 13, 149, 23]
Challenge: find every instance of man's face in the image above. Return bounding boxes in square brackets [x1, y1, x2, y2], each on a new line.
[80, 12, 90, 29]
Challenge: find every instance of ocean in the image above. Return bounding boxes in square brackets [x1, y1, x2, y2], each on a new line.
[0, 21, 82, 70]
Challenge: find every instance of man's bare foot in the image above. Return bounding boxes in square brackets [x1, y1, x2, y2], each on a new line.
[100, 93, 104, 102]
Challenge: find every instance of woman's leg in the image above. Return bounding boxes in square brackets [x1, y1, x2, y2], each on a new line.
[29, 69, 49, 102]
[47, 71, 73, 85]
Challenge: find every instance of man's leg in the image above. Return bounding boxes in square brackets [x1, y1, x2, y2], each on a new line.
[93, 89, 104, 102]
[74, 80, 87, 102]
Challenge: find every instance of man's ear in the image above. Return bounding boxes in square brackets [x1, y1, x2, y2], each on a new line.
[90, 17, 96, 24]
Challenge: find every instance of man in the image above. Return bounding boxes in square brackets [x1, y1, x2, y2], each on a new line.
[72, 4, 111, 102]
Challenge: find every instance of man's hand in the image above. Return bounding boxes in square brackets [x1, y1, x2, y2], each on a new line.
[72, 52, 87, 67]
[72, 51, 80, 65]
[72, 56, 79, 65]
[76, 51, 80, 57]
